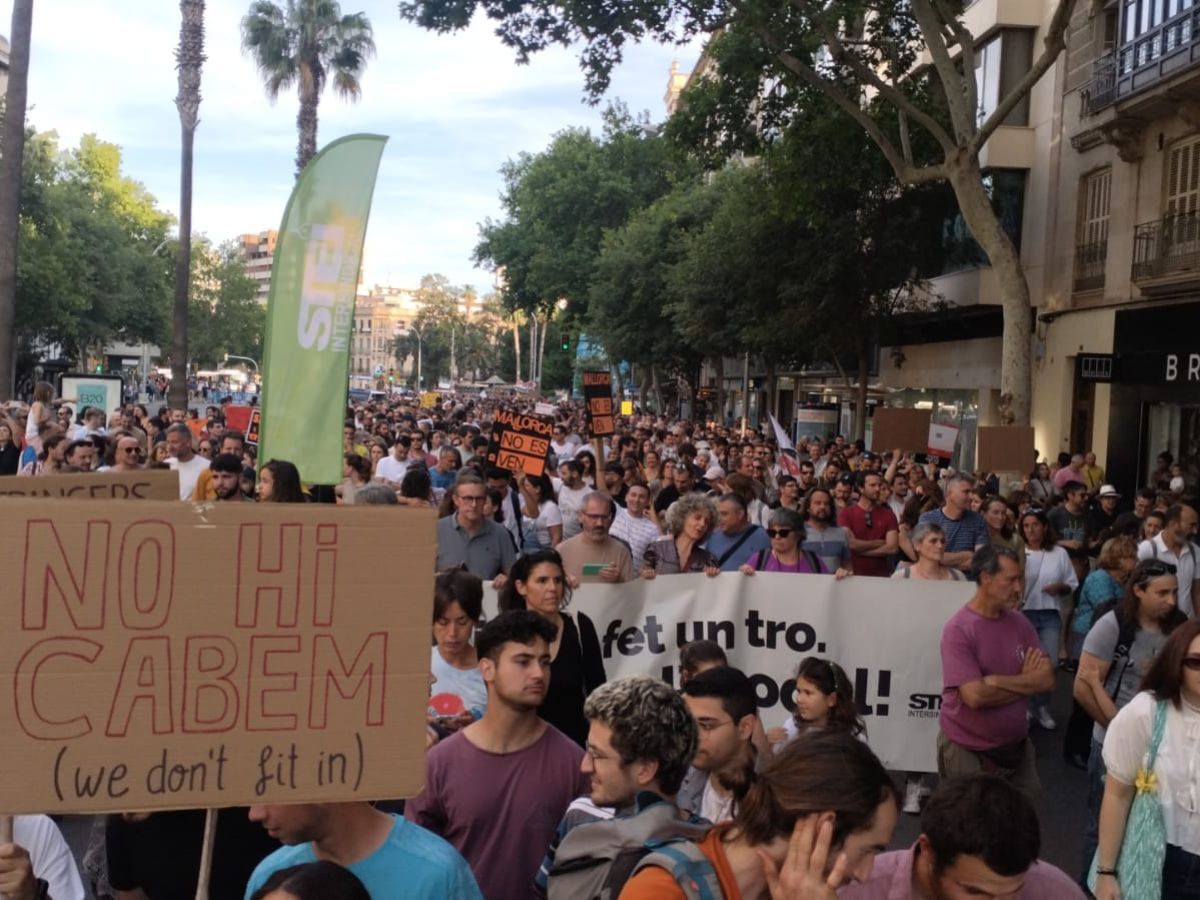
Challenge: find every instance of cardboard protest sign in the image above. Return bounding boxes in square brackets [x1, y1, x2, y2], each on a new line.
[620, 400, 633, 416]
[0, 500, 435, 813]
[0, 470, 180, 501]
[224, 405, 252, 434]
[927, 422, 959, 460]
[485, 410, 553, 478]
[977, 426, 1035, 473]
[246, 408, 261, 447]
[60, 374, 123, 420]
[420, 392, 439, 410]
[869, 408, 930, 453]
[582, 371, 614, 437]
[482, 573, 970, 773]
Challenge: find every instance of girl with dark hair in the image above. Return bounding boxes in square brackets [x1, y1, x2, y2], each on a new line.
[429, 568, 487, 730]
[398, 466, 434, 508]
[338, 453, 372, 505]
[983, 496, 1020, 554]
[1095, 618, 1200, 900]
[767, 657, 865, 752]
[258, 459, 306, 503]
[621, 731, 899, 899]
[0, 421, 20, 475]
[249, 860, 370, 900]
[518, 472, 562, 548]
[575, 449, 597, 488]
[1020, 508, 1078, 730]
[497, 549, 605, 746]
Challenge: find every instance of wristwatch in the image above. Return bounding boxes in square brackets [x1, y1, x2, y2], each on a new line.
[1096, 867, 1118, 878]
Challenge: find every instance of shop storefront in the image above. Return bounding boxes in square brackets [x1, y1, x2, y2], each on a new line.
[1103, 302, 1200, 491]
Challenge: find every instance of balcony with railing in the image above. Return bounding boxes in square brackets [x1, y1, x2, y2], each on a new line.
[1074, 239, 1108, 292]
[1132, 211, 1200, 292]
[1082, 6, 1200, 116]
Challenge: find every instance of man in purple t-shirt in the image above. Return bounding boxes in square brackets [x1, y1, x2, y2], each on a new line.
[406, 610, 590, 900]
[938, 545, 1054, 800]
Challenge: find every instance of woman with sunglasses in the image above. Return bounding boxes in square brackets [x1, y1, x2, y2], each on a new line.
[1076, 558, 1186, 890]
[739, 509, 849, 578]
[1020, 508, 1078, 731]
[1095, 617, 1200, 900]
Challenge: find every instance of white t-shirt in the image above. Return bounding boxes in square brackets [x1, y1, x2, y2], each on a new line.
[428, 647, 487, 721]
[167, 454, 210, 500]
[529, 500, 563, 548]
[14, 815, 86, 900]
[551, 440, 577, 462]
[609, 507, 662, 566]
[557, 484, 590, 539]
[699, 774, 735, 824]
[1104, 690, 1200, 854]
[1138, 535, 1198, 617]
[375, 455, 410, 484]
[1022, 545, 1079, 612]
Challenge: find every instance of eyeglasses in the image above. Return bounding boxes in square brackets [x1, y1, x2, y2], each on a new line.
[120, 447, 139, 454]
[457, 494, 486, 504]
[695, 718, 734, 734]
[766, 528, 794, 539]
[1183, 656, 1200, 672]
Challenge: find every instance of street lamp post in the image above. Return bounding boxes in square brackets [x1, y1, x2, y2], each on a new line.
[223, 354, 259, 376]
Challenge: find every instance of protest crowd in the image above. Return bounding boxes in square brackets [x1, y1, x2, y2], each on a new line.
[2, 381, 1200, 900]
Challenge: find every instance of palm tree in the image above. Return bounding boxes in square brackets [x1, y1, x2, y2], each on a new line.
[170, 0, 206, 412]
[241, 0, 375, 178]
[0, 0, 34, 399]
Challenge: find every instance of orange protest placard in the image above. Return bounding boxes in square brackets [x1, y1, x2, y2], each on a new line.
[582, 371, 614, 437]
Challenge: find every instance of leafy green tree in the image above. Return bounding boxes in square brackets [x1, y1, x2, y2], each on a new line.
[476, 103, 678, 327]
[242, 0, 375, 177]
[188, 239, 265, 367]
[15, 131, 173, 367]
[401, 0, 1078, 424]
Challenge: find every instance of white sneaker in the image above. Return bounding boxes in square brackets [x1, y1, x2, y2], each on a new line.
[903, 777, 924, 814]
[1035, 707, 1056, 730]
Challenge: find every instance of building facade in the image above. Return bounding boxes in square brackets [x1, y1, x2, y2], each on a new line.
[237, 230, 277, 304]
[1038, 0, 1200, 489]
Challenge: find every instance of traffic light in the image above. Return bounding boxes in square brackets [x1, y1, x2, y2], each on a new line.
[94, 364, 103, 373]
[561, 333, 570, 352]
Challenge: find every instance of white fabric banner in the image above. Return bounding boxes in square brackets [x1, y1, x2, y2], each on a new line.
[484, 573, 972, 773]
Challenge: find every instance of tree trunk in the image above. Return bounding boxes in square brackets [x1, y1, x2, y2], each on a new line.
[0, 0, 34, 400]
[949, 161, 1031, 425]
[765, 358, 778, 422]
[512, 320, 521, 382]
[528, 317, 537, 383]
[651, 365, 663, 414]
[296, 61, 320, 178]
[854, 335, 869, 442]
[171, 0, 205, 413]
[713, 355, 725, 421]
[536, 315, 548, 390]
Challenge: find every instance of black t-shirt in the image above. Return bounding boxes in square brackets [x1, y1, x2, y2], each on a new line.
[107, 807, 279, 900]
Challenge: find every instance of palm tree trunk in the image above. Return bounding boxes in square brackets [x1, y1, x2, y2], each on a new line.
[171, 0, 205, 412]
[296, 65, 320, 178]
[0, 0, 34, 400]
[512, 319, 521, 382]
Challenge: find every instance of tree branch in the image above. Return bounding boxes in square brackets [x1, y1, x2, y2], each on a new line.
[931, 0, 978, 128]
[768, 39, 947, 185]
[899, 109, 914, 166]
[971, 0, 1079, 153]
[806, 11, 955, 152]
[908, 0, 974, 140]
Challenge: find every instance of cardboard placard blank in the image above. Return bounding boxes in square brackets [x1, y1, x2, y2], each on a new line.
[583, 371, 614, 437]
[485, 410, 553, 478]
[0, 469, 180, 501]
[869, 408, 930, 453]
[0, 500, 435, 814]
[976, 426, 1036, 473]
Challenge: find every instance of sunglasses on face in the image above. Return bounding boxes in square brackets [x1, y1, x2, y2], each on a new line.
[1184, 656, 1200, 672]
[1140, 561, 1177, 577]
[766, 528, 794, 539]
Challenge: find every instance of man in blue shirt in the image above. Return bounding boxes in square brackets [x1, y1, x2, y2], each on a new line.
[706, 494, 771, 572]
[918, 473, 988, 576]
[244, 801, 481, 900]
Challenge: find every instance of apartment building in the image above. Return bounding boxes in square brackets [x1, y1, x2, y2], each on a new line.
[351, 286, 422, 383]
[1041, 0, 1200, 488]
[237, 230, 277, 304]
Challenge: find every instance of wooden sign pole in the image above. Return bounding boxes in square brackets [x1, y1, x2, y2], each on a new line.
[194, 808, 218, 900]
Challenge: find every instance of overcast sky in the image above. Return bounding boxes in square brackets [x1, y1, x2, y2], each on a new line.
[3, 0, 699, 293]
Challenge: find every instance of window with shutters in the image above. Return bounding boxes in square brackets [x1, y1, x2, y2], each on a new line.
[1074, 168, 1111, 291]
[1133, 136, 1200, 281]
